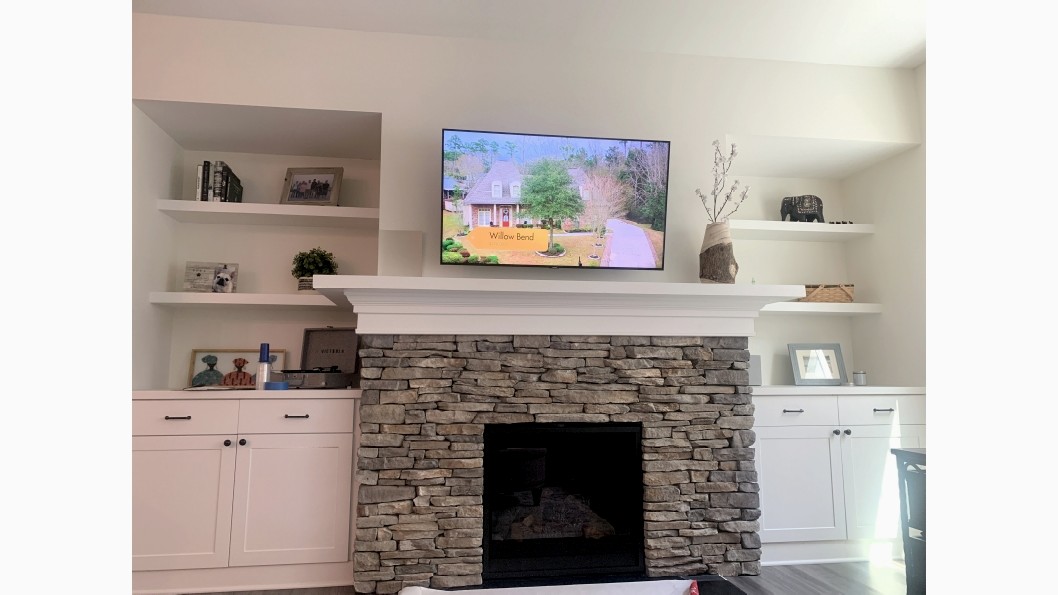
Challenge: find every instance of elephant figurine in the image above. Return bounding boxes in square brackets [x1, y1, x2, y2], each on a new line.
[780, 195, 825, 223]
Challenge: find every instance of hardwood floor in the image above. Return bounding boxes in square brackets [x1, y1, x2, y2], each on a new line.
[727, 561, 908, 595]
[191, 562, 907, 594]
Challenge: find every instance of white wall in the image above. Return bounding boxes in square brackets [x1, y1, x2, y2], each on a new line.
[132, 107, 180, 390]
[841, 64, 927, 386]
[132, 13, 926, 387]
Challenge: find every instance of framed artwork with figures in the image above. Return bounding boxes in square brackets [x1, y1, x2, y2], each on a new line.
[187, 348, 286, 388]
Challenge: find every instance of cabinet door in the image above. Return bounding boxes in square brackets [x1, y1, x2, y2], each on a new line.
[132, 435, 236, 571]
[841, 424, 926, 540]
[228, 433, 353, 566]
[756, 425, 847, 543]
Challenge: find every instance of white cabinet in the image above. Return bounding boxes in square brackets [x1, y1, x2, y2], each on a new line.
[132, 393, 356, 574]
[752, 388, 925, 553]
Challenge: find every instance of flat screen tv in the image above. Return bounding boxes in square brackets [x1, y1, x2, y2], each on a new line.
[441, 128, 670, 270]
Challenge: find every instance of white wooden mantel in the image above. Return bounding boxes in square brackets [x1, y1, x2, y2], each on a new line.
[313, 276, 806, 337]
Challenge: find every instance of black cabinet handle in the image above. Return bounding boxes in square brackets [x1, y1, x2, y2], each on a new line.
[284, 414, 310, 419]
[844, 429, 852, 436]
[239, 438, 247, 446]
[782, 409, 805, 413]
[873, 408, 895, 413]
[832, 429, 841, 435]
[224, 439, 232, 447]
[164, 415, 191, 420]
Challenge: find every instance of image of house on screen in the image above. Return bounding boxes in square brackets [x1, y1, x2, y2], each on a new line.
[461, 160, 588, 230]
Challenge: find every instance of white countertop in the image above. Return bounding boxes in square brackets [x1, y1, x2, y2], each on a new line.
[133, 389, 362, 400]
[751, 386, 925, 396]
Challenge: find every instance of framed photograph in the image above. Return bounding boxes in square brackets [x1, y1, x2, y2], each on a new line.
[788, 343, 847, 386]
[280, 167, 343, 206]
[188, 348, 287, 388]
[183, 262, 239, 293]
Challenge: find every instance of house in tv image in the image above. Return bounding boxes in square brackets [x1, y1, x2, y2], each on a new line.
[460, 160, 587, 230]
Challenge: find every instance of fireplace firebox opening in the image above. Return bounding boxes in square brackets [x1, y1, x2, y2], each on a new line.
[483, 422, 645, 582]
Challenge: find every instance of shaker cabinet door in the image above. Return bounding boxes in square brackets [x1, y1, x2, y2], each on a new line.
[756, 425, 847, 543]
[841, 424, 926, 541]
[132, 435, 237, 571]
[228, 432, 353, 567]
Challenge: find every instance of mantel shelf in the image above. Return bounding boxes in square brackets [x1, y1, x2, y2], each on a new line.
[157, 199, 380, 229]
[762, 302, 882, 315]
[313, 275, 806, 336]
[149, 292, 342, 310]
[728, 220, 874, 242]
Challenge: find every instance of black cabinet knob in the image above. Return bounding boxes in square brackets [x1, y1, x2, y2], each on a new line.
[832, 429, 840, 435]
[239, 438, 247, 446]
[224, 439, 232, 447]
[844, 429, 852, 436]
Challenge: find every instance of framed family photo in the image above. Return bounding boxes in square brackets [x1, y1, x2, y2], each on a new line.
[280, 167, 343, 206]
[788, 343, 847, 386]
[188, 348, 287, 388]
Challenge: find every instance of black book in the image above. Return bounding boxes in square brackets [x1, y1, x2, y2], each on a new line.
[212, 161, 229, 203]
[224, 171, 243, 203]
[200, 160, 211, 201]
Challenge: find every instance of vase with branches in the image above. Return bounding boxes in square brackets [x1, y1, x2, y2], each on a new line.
[695, 139, 750, 283]
[695, 139, 750, 223]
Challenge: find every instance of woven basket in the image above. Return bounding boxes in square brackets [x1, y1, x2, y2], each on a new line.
[799, 284, 854, 303]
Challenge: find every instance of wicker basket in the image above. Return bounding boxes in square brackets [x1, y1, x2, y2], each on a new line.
[799, 284, 854, 303]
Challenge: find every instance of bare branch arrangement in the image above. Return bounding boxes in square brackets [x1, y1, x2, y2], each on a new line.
[695, 139, 750, 223]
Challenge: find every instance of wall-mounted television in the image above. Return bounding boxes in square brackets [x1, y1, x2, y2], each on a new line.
[441, 128, 670, 270]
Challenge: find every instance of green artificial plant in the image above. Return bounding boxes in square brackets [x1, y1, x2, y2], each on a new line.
[291, 247, 338, 279]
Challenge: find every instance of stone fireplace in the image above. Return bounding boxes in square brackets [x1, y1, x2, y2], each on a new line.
[352, 333, 760, 594]
[312, 276, 803, 594]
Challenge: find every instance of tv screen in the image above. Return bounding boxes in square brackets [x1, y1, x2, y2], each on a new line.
[441, 128, 670, 270]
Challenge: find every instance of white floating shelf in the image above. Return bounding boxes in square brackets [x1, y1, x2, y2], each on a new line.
[761, 302, 882, 316]
[728, 220, 874, 242]
[157, 199, 380, 229]
[149, 292, 341, 309]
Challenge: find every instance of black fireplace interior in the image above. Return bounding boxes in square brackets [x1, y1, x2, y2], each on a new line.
[482, 422, 645, 583]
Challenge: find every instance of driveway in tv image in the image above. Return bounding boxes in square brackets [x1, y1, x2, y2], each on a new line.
[601, 218, 655, 268]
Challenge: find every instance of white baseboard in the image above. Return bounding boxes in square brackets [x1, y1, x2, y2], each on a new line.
[761, 540, 903, 565]
[132, 562, 354, 594]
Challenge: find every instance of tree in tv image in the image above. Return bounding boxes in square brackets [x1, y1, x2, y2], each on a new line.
[441, 129, 669, 269]
[520, 159, 581, 256]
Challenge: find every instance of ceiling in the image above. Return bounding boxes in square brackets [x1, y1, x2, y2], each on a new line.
[132, 0, 926, 69]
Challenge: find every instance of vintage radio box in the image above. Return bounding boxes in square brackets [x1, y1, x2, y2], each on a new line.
[279, 327, 358, 389]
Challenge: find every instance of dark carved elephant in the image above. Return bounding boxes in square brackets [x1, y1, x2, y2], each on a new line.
[780, 195, 825, 223]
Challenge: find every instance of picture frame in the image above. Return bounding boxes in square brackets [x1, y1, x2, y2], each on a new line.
[280, 167, 343, 206]
[188, 348, 287, 388]
[183, 262, 239, 293]
[788, 343, 847, 386]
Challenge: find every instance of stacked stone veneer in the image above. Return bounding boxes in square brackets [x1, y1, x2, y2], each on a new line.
[353, 334, 761, 595]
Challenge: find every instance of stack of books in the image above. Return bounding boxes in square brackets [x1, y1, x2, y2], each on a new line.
[195, 160, 243, 202]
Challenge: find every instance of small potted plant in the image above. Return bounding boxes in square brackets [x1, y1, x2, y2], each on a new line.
[291, 247, 338, 291]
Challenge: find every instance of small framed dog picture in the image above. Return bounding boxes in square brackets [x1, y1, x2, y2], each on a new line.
[183, 262, 239, 293]
[280, 167, 343, 206]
